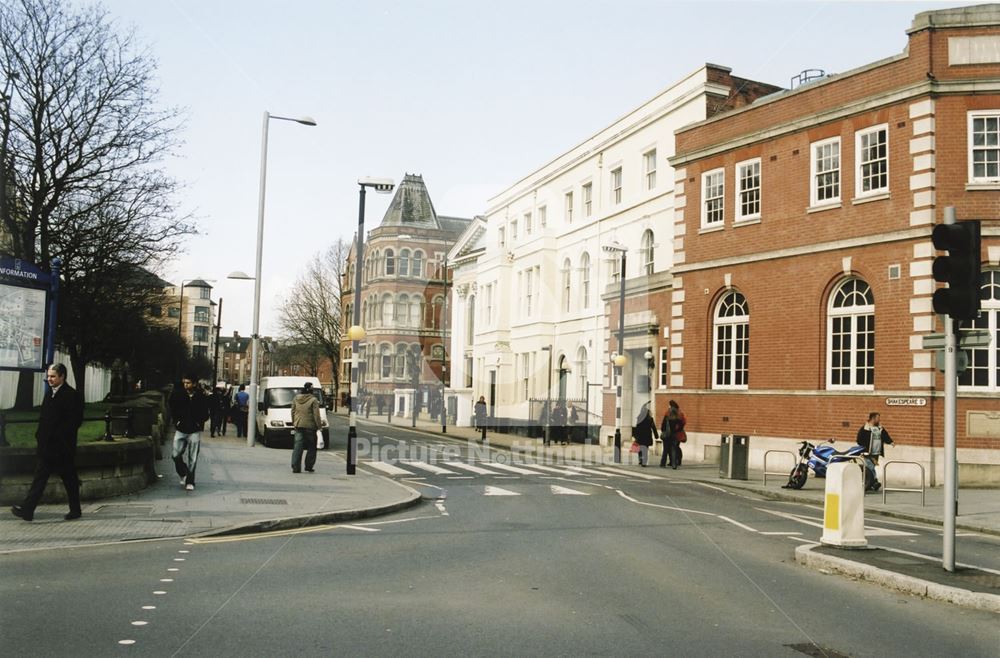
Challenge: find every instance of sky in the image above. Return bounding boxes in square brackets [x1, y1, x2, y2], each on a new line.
[96, 0, 971, 338]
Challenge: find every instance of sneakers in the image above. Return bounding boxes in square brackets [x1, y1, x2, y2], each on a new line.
[179, 476, 187, 486]
[185, 483, 195, 491]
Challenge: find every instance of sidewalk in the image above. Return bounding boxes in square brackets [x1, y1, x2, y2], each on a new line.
[356, 411, 1000, 613]
[0, 434, 421, 554]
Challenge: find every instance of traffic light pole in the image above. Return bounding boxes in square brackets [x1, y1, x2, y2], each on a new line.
[942, 207, 957, 572]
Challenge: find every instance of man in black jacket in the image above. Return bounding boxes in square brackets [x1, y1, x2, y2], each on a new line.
[12, 363, 85, 522]
[169, 375, 211, 491]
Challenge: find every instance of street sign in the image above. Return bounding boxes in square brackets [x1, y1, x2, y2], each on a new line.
[936, 349, 969, 374]
[922, 330, 991, 350]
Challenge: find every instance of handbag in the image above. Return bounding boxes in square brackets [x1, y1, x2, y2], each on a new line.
[676, 430, 687, 443]
[316, 429, 325, 450]
[629, 441, 641, 453]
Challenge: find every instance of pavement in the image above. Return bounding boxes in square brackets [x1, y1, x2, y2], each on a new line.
[3, 410, 998, 613]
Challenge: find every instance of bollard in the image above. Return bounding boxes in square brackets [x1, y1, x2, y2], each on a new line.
[103, 410, 115, 441]
[821, 461, 867, 548]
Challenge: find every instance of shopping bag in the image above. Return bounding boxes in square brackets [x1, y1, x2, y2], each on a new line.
[316, 429, 325, 450]
[629, 441, 641, 453]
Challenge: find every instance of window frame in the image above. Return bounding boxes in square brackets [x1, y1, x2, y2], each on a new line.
[582, 182, 593, 217]
[855, 124, 889, 199]
[712, 291, 749, 390]
[640, 229, 654, 276]
[701, 168, 725, 229]
[735, 158, 761, 222]
[658, 346, 668, 388]
[564, 192, 573, 224]
[826, 278, 875, 391]
[611, 167, 623, 204]
[810, 136, 841, 207]
[579, 252, 591, 309]
[644, 149, 657, 191]
[968, 110, 1000, 184]
[524, 211, 532, 236]
[958, 270, 1000, 391]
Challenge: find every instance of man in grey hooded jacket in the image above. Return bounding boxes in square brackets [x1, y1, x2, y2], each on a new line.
[291, 382, 322, 473]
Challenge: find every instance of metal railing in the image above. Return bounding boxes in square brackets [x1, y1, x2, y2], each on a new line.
[762, 450, 797, 486]
[0, 408, 134, 444]
[882, 460, 926, 506]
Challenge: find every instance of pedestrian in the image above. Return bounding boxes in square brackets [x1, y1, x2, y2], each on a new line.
[11, 363, 85, 522]
[551, 401, 568, 445]
[856, 411, 893, 491]
[169, 375, 211, 491]
[474, 395, 488, 442]
[234, 384, 250, 438]
[291, 381, 322, 473]
[660, 399, 686, 469]
[209, 386, 227, 437]
[567, 401, 580, 444]
[632, 402, 658, 467]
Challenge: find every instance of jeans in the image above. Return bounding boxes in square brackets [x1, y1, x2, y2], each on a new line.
[292, 428, 317, 472]
[172, 430, 201, 485]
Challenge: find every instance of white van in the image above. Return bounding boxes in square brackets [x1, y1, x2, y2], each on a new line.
[256, 376, 330, 448]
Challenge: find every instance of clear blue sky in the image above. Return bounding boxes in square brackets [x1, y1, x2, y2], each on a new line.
[98, 0, 969, 337]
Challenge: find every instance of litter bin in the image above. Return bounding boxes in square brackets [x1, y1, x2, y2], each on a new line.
[719, 434, 749, 480]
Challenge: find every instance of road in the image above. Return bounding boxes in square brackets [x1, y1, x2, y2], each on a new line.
[2, 417, 997, 657]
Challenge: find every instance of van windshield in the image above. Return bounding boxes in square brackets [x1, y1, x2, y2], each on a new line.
[265, 388, 324, 409]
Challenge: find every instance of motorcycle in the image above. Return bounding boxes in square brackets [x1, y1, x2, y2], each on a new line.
[783, 440, 877, 491]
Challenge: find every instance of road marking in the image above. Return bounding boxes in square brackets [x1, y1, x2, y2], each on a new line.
[691, 482, 728, 493]
[760, 531, 803, 536]
[551, 485, 589, 496]
[615, 490, 758, 532]
[754, 507, 917, 537]
[717, 515, 758, 533]
[364, 461, 413, 476]
[446, 461, 502, 475]
[517, 463, 587, 476]
[338, 524, 380, 532]
[599, 466, 664, 480]
[484, 486, 521, 496]
[484, 462, 541, 475]
[398, 460, 458, 475]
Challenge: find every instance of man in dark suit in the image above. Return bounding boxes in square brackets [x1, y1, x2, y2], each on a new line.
[11, 363, 85, 521]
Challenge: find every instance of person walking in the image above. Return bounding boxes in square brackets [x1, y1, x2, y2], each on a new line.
[660, 400, 686, 469]
[291, 382, 322, 473]
[474, 395, 488, 442]
[856, 411, 893, 491]
[632, 403, 658, 466]
[11, 363, 85, 522]
[169, 375, 211, 491]
[209, 386, 227, 437]
[551, 401, 568, 446]
[567, 401, 580, 444]
[234, 384, 250, 438]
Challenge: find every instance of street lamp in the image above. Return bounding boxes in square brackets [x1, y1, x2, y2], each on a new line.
[541, 345, 552, 446]
[603, 241, 628, 463]
[347, 176, 395, 475]
[245, 111, 316, 448]
[441, 254, 449, 434]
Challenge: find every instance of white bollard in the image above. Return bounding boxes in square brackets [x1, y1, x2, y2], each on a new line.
[820, 461, 867, 548]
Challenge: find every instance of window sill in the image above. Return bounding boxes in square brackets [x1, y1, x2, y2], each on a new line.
[807, 202, 842, 214]
[965, 182, 1000, 191]
[698, 224, 725, 235]
[852, 192, 890, 205]
[733, 217, 761, 227]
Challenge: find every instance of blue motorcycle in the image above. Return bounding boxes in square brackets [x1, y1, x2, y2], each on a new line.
[783, 440, 877, 491]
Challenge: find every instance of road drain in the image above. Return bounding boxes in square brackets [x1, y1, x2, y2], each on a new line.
[785, 643, 852, 658]
[240, 498, 288, 505]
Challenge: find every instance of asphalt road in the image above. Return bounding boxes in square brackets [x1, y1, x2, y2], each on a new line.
[2, 419, 997, 657]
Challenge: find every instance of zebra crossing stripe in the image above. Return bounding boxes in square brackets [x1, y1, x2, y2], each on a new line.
[519, 463, 589, 476]
[446, 462, 501, 475]
[598, 466, 664, 480]
[364, 461, 414, 476]
[482, 462, 541, 475]
[398, 460, 458, 475]
[484, 486, 521, 496]
[550, 485, 589, 496]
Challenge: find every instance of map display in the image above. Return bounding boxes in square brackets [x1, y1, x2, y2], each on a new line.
[0, 282, 46, 370]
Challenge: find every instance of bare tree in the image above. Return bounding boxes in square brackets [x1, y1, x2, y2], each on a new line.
[0, 0, 192, 400]
[277, 239, 349, 393]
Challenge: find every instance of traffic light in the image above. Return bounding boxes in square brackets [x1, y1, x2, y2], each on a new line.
[931, 220, 981, 320]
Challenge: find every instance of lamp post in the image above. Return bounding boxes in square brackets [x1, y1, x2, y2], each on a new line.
[245, 111, 316, 448]
[347, 176, 395, 475]
[541, 345, 552, 446]
[441, 255, 448, 434]
[603, 241, 627, 463]
[212, 298, 223, 385]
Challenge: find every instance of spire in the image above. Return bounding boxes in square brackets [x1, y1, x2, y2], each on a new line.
[379, 173, 440, 228]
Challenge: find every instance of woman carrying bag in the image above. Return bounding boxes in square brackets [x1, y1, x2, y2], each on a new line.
[632, 403, 658, 467]
[660, 399, 686, 469]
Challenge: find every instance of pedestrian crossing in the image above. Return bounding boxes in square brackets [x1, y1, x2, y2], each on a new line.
[357, 457, 662, 482]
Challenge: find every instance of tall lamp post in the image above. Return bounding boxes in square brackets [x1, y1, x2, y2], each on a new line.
[212, 298, 223, 385]
[243, 111, 316, 448]
[541, 345, 552, 446]
[603, 241, 627, 463]
[441, 255, 449, 434]
[347, 176, 396, 475]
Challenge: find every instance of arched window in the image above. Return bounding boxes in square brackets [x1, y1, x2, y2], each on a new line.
[641, 229, 654, 276]
[561, 258, 572, 313]
[412, 250, 424, 278]
[713, 290, 749, 389]
[345, 303, 353, 325]
[385, 249, 395, 275]
[381, 293, 393, 326]
[960, 269, 1000, 389]
[432, 295, 445, 329]
[579, 252, 591, 309]
[409, 295, 422, 328]
[394, 344, 407, 378]
[828, 278, 874, 389]
[399, 249, 410, 277]
[575, 346, 588, 399]
[380, 344, 392, 378]
[395, 293, 408, 324]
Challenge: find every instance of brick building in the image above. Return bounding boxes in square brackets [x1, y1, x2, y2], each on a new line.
[341, 174, 471, 418]
[648, 4, 1000, 484]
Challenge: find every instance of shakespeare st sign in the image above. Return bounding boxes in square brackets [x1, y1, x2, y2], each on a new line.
[0, 256, 61, 371]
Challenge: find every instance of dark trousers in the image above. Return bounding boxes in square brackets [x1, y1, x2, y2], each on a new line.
[22, 456, 81, 514]
[235, 409, 248, 437]
[210, 411, 225, 436]
[660, 437, 680, 467]
[291, 429, 317, 472]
